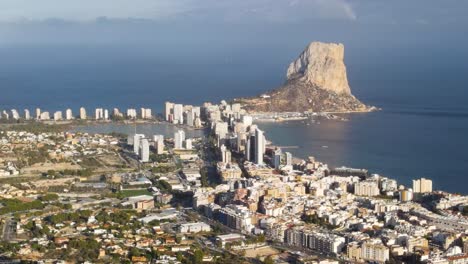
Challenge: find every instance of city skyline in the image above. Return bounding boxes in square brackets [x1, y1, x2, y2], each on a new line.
[0, 1, 467, 263]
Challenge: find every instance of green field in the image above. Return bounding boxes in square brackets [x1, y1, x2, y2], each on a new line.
[119, 189, 152, 198]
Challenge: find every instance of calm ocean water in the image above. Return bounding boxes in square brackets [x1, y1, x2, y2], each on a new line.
[1, 45, 467, 194]
[257, 107, 468, 194]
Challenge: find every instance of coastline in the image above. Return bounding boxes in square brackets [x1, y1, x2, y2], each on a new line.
[3, 105, 466, 194]
[248, 106, 380, 122]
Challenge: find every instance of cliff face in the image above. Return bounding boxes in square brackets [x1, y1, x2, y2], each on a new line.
[286, 42, 350, 95]
[239, 41, 371, 113]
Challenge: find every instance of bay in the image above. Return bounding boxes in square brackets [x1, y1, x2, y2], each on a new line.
[1, 44, 467, 194]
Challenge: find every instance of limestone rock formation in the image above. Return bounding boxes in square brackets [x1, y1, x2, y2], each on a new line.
[238, 41, 371, 113]
[286, 42, 350, 95]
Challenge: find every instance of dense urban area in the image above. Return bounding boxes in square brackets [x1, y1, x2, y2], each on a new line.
[0, 103, 467, 264]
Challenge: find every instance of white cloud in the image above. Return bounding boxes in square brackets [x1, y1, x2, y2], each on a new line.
[311, 0, 357, 20]
[0, 0, 190, 21]
[0, 0, 357, 22]
[201, 0, 358, 22]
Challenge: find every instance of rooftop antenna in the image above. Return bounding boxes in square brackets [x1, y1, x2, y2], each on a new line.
[132, 108, 137, 135]
[134, 117, 137, 135]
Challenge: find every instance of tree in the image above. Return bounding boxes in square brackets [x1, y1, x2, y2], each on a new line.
[176, 252, 185, 262]
[0, 199, 44, 215]
[264, 256, 274, 264]
[39, 193, 59, 202]
[68, 239, 100, 261]
[192, 249, 204, 264]
[156, 180, 172, 192]
[129, 247, 143, 258]
[200, 167, 209, 187]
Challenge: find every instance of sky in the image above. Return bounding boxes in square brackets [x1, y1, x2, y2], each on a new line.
[1, 0, 467, 24]
[0, 0, 467, 65]
[0, 0, 358, 22]
[0, 0, 466, 46]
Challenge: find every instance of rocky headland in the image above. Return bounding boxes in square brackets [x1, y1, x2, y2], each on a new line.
[237, 41, 375, 113]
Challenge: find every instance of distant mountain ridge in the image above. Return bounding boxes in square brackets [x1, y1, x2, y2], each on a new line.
[237, 41, 373, 113]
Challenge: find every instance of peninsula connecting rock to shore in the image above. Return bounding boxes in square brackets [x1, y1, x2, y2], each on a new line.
[238, 41, 372, 113]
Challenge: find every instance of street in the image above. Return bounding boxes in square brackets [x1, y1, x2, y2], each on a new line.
[1, 217, 16, 242]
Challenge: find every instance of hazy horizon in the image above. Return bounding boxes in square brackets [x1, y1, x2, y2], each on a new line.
[1, 1, 468, 110]
[1, 0, 468, 49]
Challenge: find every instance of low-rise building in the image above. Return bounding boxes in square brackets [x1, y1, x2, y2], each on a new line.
[177, 222, 211, 234]
[354, 180, 380, 196]
[217, 162, 243, 182]
[361, 240, 390, 263]
[121, 195, 155, 210]
[215, 233, 245, 248]
[285, 227, 345, 255]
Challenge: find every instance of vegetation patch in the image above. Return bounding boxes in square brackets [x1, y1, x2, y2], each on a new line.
[119, 189, 152, 198]
[0, 198, 44, 215]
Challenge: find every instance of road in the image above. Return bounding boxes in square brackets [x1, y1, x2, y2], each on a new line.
[120, 148, 141, 169]
[1, 217, 16, 242]
[184, 207, 343, 262]
[183, 208, 245, 235]
[200, 138, 221, 185]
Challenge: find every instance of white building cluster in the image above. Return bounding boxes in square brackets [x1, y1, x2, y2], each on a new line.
[0, 106, 155, 121]
[127, 133, 152, 162]
[165, 102, 202, 127]
[180, 100, 468, 263]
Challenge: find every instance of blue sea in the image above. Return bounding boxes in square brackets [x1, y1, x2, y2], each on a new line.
[0, 45, 467, 194]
